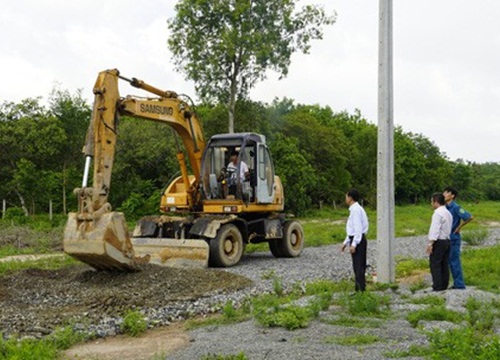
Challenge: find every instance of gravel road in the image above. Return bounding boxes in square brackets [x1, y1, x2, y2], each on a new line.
[167, 229, 500, 360]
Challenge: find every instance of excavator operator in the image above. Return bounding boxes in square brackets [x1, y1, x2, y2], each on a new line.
[220, 150, 250, 198]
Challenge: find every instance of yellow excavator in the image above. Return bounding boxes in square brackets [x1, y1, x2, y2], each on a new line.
[63, 69, 304, 271]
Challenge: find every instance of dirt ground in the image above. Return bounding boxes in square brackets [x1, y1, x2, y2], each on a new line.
[0, 262, 253, 338]
[63, 323, 190, 360]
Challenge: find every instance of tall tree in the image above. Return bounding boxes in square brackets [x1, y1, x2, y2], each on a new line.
[168, 0, 335, 133]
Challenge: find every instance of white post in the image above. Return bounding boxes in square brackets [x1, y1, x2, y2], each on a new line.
[377, 0, 395, 283]
[49, 200, 53, 221]
[2, 199, 5, 219]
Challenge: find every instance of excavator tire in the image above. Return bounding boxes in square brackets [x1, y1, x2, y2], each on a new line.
[209, 224, 243, 267]
[268, 239, 283, 258]
[269, 220, 304, 258]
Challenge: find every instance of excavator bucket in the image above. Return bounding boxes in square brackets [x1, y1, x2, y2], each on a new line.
[64, 212, 139, 271]
[131, 238, 209, 268]
[64, 212, 210, 270]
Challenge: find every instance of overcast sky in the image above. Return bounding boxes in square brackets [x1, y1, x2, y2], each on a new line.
[1, 1, 499, 163]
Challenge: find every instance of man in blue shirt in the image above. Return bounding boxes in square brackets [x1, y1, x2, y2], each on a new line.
[443, 186, 474, 289]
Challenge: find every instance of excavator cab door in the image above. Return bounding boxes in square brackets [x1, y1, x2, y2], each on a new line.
[255, 144, 275, 203]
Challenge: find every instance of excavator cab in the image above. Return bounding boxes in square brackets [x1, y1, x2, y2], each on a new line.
[201, 133, 277, 206]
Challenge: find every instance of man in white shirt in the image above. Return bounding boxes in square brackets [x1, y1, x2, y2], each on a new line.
[225, 150, 249, 197]
[427, 192, 453, 291]
[226, 150, 249, 183]
[341, 188, 369, 292]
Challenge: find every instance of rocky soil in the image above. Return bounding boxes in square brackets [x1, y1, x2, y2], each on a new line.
[0, 264, 252, 338]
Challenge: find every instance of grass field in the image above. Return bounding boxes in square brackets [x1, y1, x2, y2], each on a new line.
[299, 201, 499, 248]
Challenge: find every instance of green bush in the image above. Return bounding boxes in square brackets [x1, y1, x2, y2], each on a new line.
[121, 310, 147, 337]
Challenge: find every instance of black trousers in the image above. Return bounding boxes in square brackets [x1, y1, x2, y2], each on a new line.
[350, 235, 367, 291]
[429, 240, 450, 291]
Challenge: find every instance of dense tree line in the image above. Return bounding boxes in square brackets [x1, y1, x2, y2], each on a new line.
[1, 93, 499, 217]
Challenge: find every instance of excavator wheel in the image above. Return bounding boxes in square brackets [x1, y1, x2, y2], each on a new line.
[269, 239, 283, 258]
[269, 220, 304, 258]
[209, 224, 243, 267]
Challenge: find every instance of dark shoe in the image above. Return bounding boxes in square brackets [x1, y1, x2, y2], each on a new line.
[450, 286, 466, 290]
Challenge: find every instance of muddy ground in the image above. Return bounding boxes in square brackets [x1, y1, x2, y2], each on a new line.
[0, 263, 253, 337]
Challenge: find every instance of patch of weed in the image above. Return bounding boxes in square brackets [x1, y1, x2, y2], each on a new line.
[121, 310, 147, 337]
[406, 305, 462, 328]
[408, 295, 445, 307]
[323, 315, 382, 328]
[384, 344, 432, 358]
[426, 327, 500, 359]
[395, 257, 428, 278]
[324, 334, 381, 346]
[340, 291, 391, 318]
[201, 352, 248, 360]
[0, 326, 87, 360]
[462, 245, 500, 293]
[462, 228, 489, 246]
[409, 279, 428, 294]
[465, 297, 495, 333]
[0, 255, 78, 276]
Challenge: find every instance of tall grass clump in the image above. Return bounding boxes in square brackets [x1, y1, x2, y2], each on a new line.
[461, 228, 489, 246]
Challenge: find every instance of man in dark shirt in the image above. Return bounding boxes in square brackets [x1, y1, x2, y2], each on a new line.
[443, 186, 474, 290]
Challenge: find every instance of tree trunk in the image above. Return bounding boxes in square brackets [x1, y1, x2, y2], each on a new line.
[228, 65, 239, 133]
[14, 190, 29, 216]
[62, 161, 67, 214]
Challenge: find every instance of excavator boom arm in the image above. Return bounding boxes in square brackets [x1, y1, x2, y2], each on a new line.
[64, 69, 208, 271]
[83, 69, 205, 212]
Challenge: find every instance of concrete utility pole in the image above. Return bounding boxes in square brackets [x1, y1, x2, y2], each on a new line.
[377, 0, 395, 283]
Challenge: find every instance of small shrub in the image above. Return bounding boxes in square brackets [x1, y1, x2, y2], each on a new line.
[3, 207, 27, 221]
[121, 310, 147, 337]
[462, 228, 489, 246]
